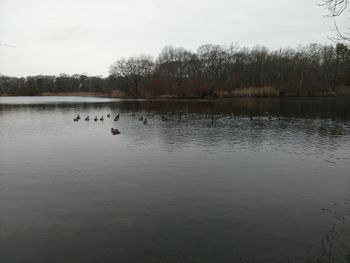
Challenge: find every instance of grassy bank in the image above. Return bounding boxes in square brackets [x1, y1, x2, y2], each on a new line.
[216, 86, 350, 98]
[228, 87, 280, 98]
[1, 87, 350, 99]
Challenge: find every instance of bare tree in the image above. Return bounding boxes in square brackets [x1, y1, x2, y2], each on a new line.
[109, 55, 154, 96]
[155, 46, 194, 96]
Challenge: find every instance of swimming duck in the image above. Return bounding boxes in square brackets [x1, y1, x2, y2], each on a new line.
[85, 116, 90, 121]
[94, 116, 98, 121]
[107, 113, 111, 118]
[73, 117, 79, 122]
[111, 128, 120, 135]
[143, 118, 147, 125]
[114, 114, 120, 122]
[77, 114, 81, 120]
[100, 116, 104, 121]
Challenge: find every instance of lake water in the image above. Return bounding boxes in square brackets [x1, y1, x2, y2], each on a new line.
[0, 97, 349, 263]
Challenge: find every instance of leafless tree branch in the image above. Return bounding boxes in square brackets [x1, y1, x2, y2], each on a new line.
[320, 0, 349, 42]
[320, 0, 348, 16]
[328, 21, 350, 42]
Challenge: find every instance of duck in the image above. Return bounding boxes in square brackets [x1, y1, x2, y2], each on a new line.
[114, 114, 120, 122]
[139, 116, 144, 121]
[143, 118, 147, 125]
[94, 116, 98, 121]
[73, 117, 79, 122]
[107, 113, 111, 118]
[100, 116, 104, 121]
[85, 116, 90, 121]
[77, 114, 81, 120]
[111, 128, 120, 135]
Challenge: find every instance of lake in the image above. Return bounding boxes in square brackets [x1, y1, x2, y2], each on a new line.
[0, 97, 349, 263]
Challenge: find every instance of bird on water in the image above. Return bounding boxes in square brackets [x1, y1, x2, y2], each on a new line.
[111, 128, 120, 135]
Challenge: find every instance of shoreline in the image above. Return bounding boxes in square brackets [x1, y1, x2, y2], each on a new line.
[1, 93, 350, 99]
[40, 92, 109, 97]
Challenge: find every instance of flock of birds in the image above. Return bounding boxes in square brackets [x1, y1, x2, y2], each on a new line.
[73, 111, 277, 136]
[73, 113, 122, 135]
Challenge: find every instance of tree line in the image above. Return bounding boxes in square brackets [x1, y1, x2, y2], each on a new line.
[1, 43, 349, 98]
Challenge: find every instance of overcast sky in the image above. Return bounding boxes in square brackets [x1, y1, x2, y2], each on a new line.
[0, 0, 348, 77]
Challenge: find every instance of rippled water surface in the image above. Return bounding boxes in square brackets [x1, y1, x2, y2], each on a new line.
[0, 97, 349, 263]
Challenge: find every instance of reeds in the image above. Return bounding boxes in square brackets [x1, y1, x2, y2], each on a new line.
[229, 86, 280, 98]
[111, 89, 127, 98]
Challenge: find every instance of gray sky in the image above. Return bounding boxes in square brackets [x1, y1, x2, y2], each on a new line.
[0, 0, 348, 77]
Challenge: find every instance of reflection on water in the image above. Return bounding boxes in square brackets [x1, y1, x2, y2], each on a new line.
[1, 97, 350, 120]
[0, 97, 349, 263]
